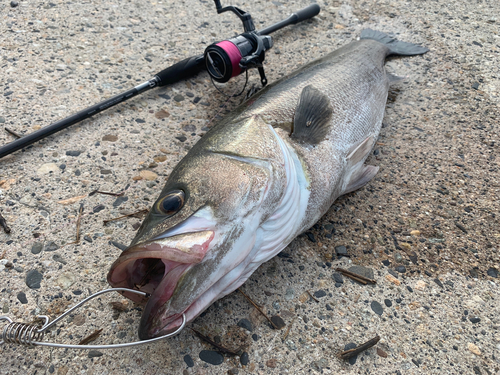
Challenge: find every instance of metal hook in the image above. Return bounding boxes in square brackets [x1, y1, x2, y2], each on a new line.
[0, 288, 186, 349]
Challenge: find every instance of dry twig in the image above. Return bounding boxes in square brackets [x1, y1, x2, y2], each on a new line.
[78, 329, 103, 345]
[67, 204, 84, 244]
[336, 268, 376, 284]
[190, 328, 239, 355]
[0, 212, 11, 234]
[103, 209, 148, 224]
[306, 290, 319, 303]
[238, 288, 278, 330]
[4, 127, 22, 139]
[89, 189, 125, 197]
[110, 301, 128, 312]
[283, 317, 296, 341]
[339, 335, 380, 360]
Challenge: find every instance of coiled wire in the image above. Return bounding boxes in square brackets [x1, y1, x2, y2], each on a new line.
[0, 288, 186, 349]
[1, 318, 44, 347]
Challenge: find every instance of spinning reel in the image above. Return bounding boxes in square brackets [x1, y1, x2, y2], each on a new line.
[204, 1, 274, 86]
[0, 1, 320, 158]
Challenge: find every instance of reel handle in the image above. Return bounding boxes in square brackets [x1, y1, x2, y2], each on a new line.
[290, 3, 321, 25]
[258, 4, 320, 36]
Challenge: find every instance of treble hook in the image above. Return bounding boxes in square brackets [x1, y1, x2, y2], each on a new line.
[0, 288, 186, 349]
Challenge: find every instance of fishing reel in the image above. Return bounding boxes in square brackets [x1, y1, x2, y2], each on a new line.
[0, 2, 320, 158]
[204, 1, 274, 87]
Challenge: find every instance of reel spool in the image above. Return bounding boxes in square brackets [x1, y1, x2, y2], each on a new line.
[204, 1, 274, 87]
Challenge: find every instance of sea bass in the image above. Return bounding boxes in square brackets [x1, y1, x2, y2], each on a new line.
[108, 30, 428, 339]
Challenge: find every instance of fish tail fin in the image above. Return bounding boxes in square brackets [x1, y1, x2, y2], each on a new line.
[360, 29, 429, 56]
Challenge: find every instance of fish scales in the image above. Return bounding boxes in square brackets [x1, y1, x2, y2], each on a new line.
[107, 30, 428, 339]
[243, 39, 391, 229]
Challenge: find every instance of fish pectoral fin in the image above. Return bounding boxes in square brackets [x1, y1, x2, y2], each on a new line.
[387, 72, 405, 84]
[342, 135, 379, 194]
[290, 85, 333, 145]
[346, 135, 376, 165]
[343, 165, 379, 195]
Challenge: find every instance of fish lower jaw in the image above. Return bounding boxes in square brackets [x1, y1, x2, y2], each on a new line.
[107, 231, 215, 302]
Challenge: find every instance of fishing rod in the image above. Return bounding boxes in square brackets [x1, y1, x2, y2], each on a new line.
[0, 1, 320, 159]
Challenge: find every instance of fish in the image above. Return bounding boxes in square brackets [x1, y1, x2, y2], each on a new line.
[107, 29, 428, 339]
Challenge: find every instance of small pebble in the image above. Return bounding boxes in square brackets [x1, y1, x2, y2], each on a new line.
[467, 343, 481, 356]
[313, 290, 326, 298]
[332, 272, 343, 283]
[415, 280, 426, 291]
[17, 291, 28, 304]
[26, 269, 43, 289]
[87, 350, 103, 358]
[271, 315, 286, 329]
[487, 268, 498, 278]
[31, 242, 43, 254]
[199, 350, 223, 365]
[371, 301, 384, 315]
[240, 352, 249, 366]
[343, 343, 358, 365]
[52, 254, 67, 265]
[93, 204, 105, 213]
[183, 354, 194, 367]
[395, 266, 406, 273]
[348, 265, 374, 280]
[237, 318, 253, 332]
[113, 196, 128, 207]
[335, 245, 347, 255]
[44, 241, 59, 252]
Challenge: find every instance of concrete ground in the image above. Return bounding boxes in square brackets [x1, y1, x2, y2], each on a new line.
[0, 0, 499, 374]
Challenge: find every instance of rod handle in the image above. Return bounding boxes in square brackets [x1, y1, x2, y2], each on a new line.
[155, 55, 205, 86]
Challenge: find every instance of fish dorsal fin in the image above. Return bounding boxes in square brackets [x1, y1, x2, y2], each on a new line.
[342, 135, 379, 194]
[291, 85, 333, 145]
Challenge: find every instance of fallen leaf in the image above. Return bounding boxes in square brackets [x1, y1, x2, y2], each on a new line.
[58, 194, 87, 205]
[377, 348, 388, 358]
[385, 274, 401, 286]
[154, 109, 170, 119]
[0, 179, 16, 190]
[102, 134, 118, 142]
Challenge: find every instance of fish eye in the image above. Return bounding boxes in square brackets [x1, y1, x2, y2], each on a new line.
[156, 190, 185, 216]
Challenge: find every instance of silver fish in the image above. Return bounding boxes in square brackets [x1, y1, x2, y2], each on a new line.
[107, 29, 428, 339]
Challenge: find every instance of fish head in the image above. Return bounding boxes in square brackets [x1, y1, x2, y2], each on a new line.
[107, 139, 280, 339]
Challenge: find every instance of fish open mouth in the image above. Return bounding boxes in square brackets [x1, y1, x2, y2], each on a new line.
[107, 230, 215, 339]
